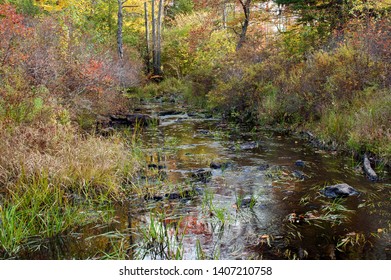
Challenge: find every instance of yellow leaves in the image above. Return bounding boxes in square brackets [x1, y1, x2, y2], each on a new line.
[173, 11, 209, 29]
[192, 29, 236, 70]
[36, 0, 92, 13]
[351, 0, 391, 16]
[36, 0, 68, 12]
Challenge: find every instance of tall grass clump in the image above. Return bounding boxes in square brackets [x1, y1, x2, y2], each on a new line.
[0, 179, 84, 257]
[346, 89, 391, 160]
[0, 106, 144, 257]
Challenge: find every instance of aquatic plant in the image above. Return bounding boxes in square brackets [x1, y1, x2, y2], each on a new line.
[336, 232, 368, 253]
[195, 239, 206, 260]
[234, 193, 257, 210]
[0, 177, 117, 258]
[212, 206, 230, 225]
[91, 230, 132, 260]
[133, 212, 184, 260]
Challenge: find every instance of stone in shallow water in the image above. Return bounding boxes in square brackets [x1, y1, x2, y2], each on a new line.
[236, 196, 256, 208]
[322, 183, 359, 198]
[239, 141, 259, 150]
[210, 161, 222, 169]
[158, 110, 184, 116]
[209, 161, 232, 169]
[109, 113, 158, 127]
[190, 168, 212, 183]
[292, 170, 308, 180]
[258, 164, 270, 171]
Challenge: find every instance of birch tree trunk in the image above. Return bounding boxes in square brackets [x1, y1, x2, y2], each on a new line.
[144, 2, 151, 73]
[222, 0, 228, 29]
[155, 0, 164, 76]
[117, 0, 124, 59]
[151, 0, 157, 73]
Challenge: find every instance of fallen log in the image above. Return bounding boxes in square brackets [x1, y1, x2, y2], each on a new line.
[363, 154, 379, 181]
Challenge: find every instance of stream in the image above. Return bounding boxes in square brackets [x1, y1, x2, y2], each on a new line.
[21, 102, 391, 260]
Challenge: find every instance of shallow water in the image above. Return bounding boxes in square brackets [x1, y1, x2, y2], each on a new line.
[20, 102, 391, 260]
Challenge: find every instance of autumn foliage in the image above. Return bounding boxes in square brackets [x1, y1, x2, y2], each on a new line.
[0, 4, 31, 66]
[0, 3, 143, 195]
[1, 3, 142, 121]
[158, 2, 391, 159]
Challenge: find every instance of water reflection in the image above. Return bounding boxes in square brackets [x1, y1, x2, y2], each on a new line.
[132, 103, 390, 260]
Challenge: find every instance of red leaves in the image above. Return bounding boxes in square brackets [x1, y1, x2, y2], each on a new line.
[0, 4, 24, 25]
[164, 215, 211, 236]
[0, 4, 31, 66]
[189, 25, 210, 53]
[84, 59, 104, 76]
[82, 58, 115, 94]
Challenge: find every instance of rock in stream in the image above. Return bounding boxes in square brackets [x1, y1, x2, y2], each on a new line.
[109, 113, 158, 127]
[322, 183, 359, 198]
[190, 168, 212, 183]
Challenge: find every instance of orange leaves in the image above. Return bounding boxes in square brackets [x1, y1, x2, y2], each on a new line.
[84, 59, 104, 76]
[0, 4, 24, 25]
[188, 25, 209, 53]
[181, 216, 210, 235]
[164, 215, 211, 236]
[0, 4, 30, 41]
[0, 4, 31, 66]
[81, 59, 115, 94]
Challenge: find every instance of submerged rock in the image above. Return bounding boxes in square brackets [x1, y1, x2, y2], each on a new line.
[187, 112, 198, 117]
[158, 110, 184, 116]
[198, 129, 210, 135]
[144, 190, 194, 201]
[322, 183, 359, 198]
[258, 164, 270, 171]
[165, 190, 193, 200]
[209, 161, 232, 169]
[292, 170, 308, 180]
[210, 162, 222, 169]
[229, 141, 260, 151]
[295, 160, 305, 167]
[236, 196, 257, 208]
[144, 194, 164, 201]
[190, 168, 212, 183]
[239, 141, 259, 150]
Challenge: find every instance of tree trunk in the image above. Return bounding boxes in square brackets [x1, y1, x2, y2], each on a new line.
[334, 0, 345, 31]
[152, 0, 157, 73]
[155, 0, 164, 76]
[236, 0, 251, 51]
[222, 0, 228, 29]
[117, 0, 124, 59]
[144, 2, 151, 73]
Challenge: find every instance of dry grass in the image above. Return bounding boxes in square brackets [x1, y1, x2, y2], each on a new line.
[0, 122, 141, 199]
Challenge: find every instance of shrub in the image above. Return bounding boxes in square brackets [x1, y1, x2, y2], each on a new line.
[347, 89, 391, 158]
